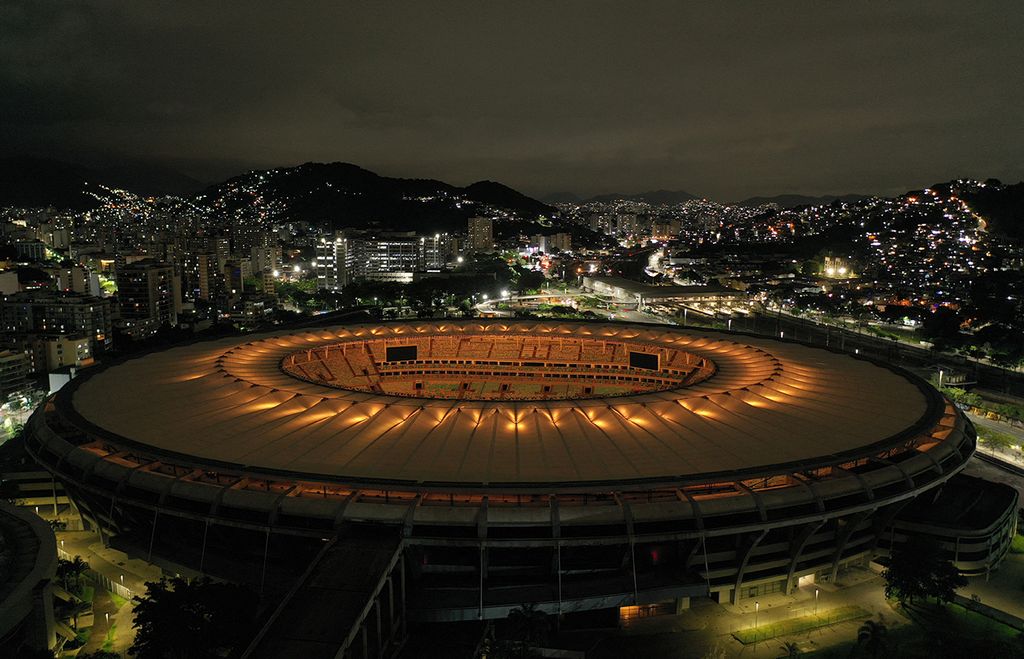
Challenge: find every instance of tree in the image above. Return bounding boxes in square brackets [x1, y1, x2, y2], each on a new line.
[77, 652, 121, 659]
[857, 618, 887, 658]
[882, 538, 967, 606]
[780, 640, 801, 657]
[919, 307, 962, 346]
[516, 270, 547, 293]
[67, 599, 91, 631]
[507, 603, 550, 647]
[56, 555, 89, 594]
[130, 576, 257, 659]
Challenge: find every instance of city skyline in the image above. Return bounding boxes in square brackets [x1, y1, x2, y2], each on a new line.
[3, 2, 1023, 200]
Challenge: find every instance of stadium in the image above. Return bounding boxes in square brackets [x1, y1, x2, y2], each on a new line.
[25, 319, 979, 627]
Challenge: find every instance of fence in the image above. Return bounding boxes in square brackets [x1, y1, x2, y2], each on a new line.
[955, 594, 1024, 632]
[57, 546, 135, 601]
[732, 605, 871, 644]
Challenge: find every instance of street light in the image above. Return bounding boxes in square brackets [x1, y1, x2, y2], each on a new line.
[755, 601, 759, 629]
[815, 587, 820, 615]
[120, 574, 124, 584]
[938, 369, 945, 389]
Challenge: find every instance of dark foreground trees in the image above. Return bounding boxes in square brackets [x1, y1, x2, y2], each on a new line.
[856, 618, 887, 658]
[130, 576, 257, 659]
[881, 537, 967, 606]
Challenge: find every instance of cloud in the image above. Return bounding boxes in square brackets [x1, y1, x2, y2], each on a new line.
[1, 1, 1022, 198]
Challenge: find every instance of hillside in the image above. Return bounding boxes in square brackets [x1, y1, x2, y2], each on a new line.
[584, 189, 697, 204]
[0, 156, 99, 210]
[0, 156, 205, 208]
[0, 158, 555, 232]
[197, 162, 555, 232]
[963, 182, 1024, 241]
[736, 193, 870, 208]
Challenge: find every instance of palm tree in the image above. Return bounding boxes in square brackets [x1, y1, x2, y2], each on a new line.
[857, 618, 887, 658]
[67, 555, 90, 594]
[779, 641, 800, 658]
[67, 599, 91, 631]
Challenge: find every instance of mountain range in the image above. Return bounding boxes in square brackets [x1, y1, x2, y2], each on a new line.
[2, 156, 1021, 238]
[0, 157, 555, 232]
[541, 189, 870, 208]
[542, 189, 698, 205]
[197, 162, 555, 232]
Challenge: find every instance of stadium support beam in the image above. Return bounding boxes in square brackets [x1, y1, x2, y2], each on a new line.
[784, 520, 825, 594]
[827, 509, 874, 582]
[731, 528, 768, 604]
[734, 481, 767, 522]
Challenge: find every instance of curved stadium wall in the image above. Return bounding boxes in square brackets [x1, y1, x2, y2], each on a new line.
[25, 320, 975, 619]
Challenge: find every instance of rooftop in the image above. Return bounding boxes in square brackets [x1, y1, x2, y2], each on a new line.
[66, 320, 935, 488]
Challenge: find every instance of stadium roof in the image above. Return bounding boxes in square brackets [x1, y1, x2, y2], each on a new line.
[70, 321, 933, 487]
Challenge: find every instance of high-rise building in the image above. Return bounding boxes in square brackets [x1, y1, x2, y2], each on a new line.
[0, 290, 114, 350]
[116, 260, 180, 338]
[315, 237, 344, 291]
[315, 231, 459, 290]
[422, 233, 459, 270]
[467, 217, 494, 253]
[251, 238, 282, 275]
[531, 233, 571, 254]
[14, 240, 47, 262]
[40, 265, 92, 294]
[0, 349, 29, 396]
[197, 253, 223, 301]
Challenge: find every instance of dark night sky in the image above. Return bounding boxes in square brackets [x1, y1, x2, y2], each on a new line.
[2, 1, 1022, 200]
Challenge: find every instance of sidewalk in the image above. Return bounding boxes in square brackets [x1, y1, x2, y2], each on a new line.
[598, 569, 896, 658]
[56, 529, 163, 656]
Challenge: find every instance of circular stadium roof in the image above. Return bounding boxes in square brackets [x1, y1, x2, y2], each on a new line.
[70, 321, 933, 486]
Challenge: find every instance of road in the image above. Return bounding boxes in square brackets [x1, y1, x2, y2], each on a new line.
[673, 304, 1024, 397]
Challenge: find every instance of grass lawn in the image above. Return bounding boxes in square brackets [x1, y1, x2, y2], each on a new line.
[75, 627, 93, 645]
[102, 623, 118, 652]
[1011, 534, 1024, 555]
[809, 601, 1024, 657]
[79, 584, 95, 604]
[732, 605, 871, 644]
[110, 591, 129, 609]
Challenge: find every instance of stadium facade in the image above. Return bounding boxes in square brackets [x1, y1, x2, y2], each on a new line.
[25, 320, 991, 623]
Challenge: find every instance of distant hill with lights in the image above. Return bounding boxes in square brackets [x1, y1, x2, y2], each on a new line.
[735, 193, 870, 208]
[0, 157, 555, 232]
[196, 162, 555, 232]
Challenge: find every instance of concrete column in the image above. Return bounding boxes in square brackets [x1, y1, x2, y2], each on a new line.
[386, 576, 395, 632]
[146, 508, 159, 562]
[784, 520, 825, 594]
[259, 527, 270, 595]
[374, 597, 382, 658]
[828, 509, 874, 582]
[199, 519, 210, 573]
[400, 555, 407, 638]
[478, 544, 487, 619]
[731, 529, 768, 604]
